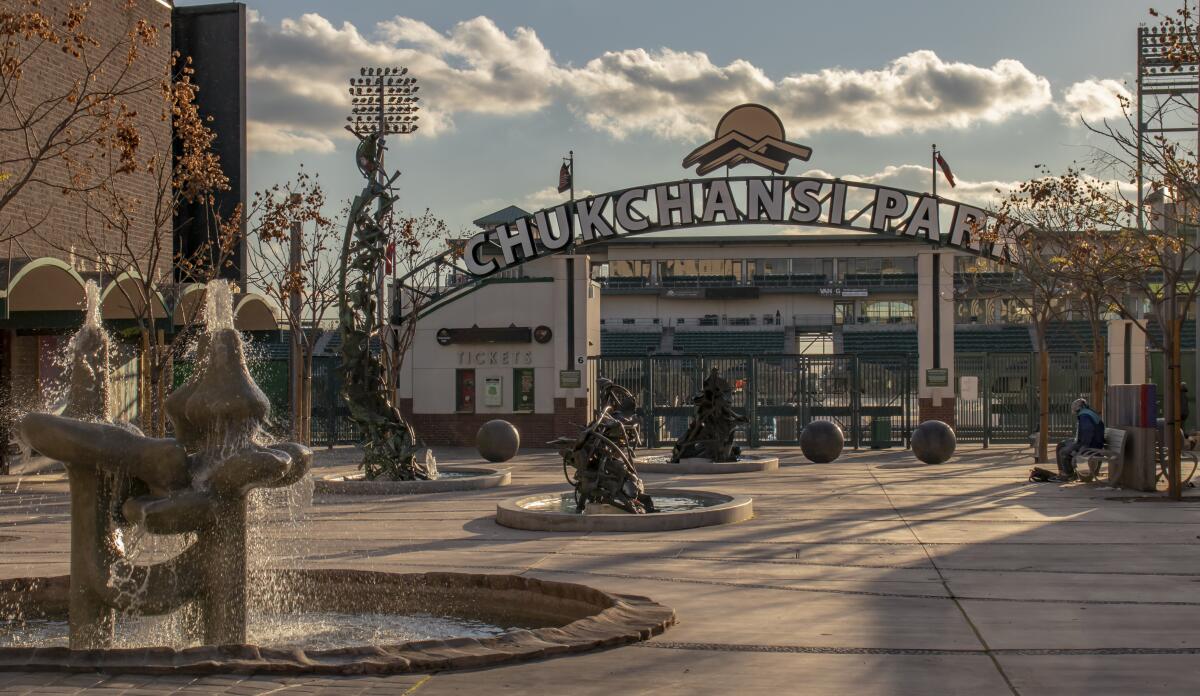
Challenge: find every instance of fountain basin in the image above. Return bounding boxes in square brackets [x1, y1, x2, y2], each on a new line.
[633, 453, 779, 474]
[314, 466, 511, 496]
[0, 569, 673, 675]
[496, 489, 753, 532]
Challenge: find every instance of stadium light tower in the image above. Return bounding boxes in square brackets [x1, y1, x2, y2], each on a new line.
[346, 67, 421, 138]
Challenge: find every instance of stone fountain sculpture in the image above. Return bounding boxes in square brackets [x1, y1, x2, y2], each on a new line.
[671, 368, 748, 463]
[552, 378, 655, 514]
[17, 280, 311, 649]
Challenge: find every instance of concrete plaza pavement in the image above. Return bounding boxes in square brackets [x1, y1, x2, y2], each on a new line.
[2, 444, 1200, 695]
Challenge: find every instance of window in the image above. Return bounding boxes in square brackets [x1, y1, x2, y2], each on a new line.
[610, 260, 649, 277]
[455, 369, 475, 413]
[881, 257, 916, 275]
[751, 259, 789, 276]
[513, 368, 535, 412]
[864, 301, 915, 323]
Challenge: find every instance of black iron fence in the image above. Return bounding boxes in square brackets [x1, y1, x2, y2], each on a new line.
[591, 354, 916, 449]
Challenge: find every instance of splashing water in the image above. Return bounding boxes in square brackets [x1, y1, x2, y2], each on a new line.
[83, 280, 101, 328]
[204, 280, 235, 332]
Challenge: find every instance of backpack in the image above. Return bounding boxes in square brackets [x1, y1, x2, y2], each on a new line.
[1028, 466, 1058, 483]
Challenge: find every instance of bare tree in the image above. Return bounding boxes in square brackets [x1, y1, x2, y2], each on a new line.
[246, 169, 337, 444]
[966, 172, 1084, 463]
[383, 210, 450, 400]
[1008, 168, 1131, 412]
[1081, 4, 1200, 498]
[1, 0, 162, 239]
[38, 54, 238, 436]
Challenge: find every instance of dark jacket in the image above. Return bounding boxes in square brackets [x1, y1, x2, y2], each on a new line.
[1077, 408, 1104, 449]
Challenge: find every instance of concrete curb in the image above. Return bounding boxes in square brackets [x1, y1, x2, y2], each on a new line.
[633, 454, 780, 474]
[314, 466, 511, 495]
[495, 489, 754, 532]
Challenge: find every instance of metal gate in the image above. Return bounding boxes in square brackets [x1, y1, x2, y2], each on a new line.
[593, 353, 914, 448]
[955, 352, 1093, 445]
[310, 356, 362, 447]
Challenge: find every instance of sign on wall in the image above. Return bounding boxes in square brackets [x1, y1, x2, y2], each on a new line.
[960, 375, 979, 401]
[559, 370, 582, 388]
[926, 368, 949, 388]
[458, 350, 534, 366]
[483, 377, 503, 407]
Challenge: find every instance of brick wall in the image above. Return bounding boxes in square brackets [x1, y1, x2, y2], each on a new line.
[400, 398, 591, 448]
[918, 398, 957, 427]
[0, 0, 173, 276]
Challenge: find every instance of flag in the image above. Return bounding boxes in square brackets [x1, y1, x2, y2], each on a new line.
[935, 152, 956, 188]
[557, 161, 572, 193]
[384, 241, 396, 274]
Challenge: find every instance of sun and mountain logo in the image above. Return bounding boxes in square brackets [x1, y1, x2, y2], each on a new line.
[682, 103, 812, 175]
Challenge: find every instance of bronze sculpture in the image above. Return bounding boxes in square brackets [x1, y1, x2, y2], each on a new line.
[671, 368, 747, 463]
[337, 132, 433, 481]
[17, 281, 311, 648]
[552, 378, 654, 514]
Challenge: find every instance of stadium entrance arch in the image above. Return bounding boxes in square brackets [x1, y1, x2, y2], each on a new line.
[397, 104, 1020, 436]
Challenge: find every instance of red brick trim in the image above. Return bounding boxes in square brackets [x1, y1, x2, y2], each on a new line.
[400, 398, 590, 447]
[917, 398, 956, 427]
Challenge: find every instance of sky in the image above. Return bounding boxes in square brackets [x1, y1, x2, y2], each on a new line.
[176, 0, 1157, 236]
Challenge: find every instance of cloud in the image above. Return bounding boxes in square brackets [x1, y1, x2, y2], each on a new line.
[573, 49, 1052, 140]
[1057, 78, 1131, 124]
[244, 13, 1062, 154]
[801, 164, 1021, 208]
[520, 185, 595, 211]
[246, 121, 337, 154]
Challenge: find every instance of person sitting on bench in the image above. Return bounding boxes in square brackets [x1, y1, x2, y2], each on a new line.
[1055, 398, 1104, 481]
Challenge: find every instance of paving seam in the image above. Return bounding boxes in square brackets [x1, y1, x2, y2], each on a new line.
[865, 462, 1021, 696]
[303, 556, 1200, 607]
[636, 642, 1200, 656]
[288, 535, 1200, 547]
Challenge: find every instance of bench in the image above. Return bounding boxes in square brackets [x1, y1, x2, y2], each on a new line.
[1072, 427, 1127, 483]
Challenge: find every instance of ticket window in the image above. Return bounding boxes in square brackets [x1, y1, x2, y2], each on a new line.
[455, 369, 475, 413]
[513, 368, 535, 413]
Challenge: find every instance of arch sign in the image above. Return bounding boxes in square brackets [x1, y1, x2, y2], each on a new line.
[463, 104, 1012, 278]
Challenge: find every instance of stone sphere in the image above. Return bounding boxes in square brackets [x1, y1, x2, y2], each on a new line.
[476, 419, 520, 463]
[911, 420, 956, 464]
[800, 420, 844, 463]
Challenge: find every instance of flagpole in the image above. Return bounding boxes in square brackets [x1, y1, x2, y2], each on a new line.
[569, 150, 574, 202]
[931, 143, 937, 198]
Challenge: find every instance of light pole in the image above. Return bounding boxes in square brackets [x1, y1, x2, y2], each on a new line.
[338, 67, 432, 480]
[347, 68, 420, 340]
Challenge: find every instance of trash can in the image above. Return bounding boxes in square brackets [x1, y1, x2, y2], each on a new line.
[870, 417, 891, 449]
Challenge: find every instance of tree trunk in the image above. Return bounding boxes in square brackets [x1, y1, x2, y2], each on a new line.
[1036, 327, 1050, 464]
[302, 350, 313, 445]
[139, 330, 152, 433]
[1090, 323, 1106, 413]
[1167, 318, 1183, 500]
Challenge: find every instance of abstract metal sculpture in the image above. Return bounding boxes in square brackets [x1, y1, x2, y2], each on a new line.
[337, 66, 434, 481]
[552, 379, 654, 514]
[671, 368, 748, 463]
[17, 281, 311, 648]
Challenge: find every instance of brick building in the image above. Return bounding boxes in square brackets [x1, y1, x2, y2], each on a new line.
[0, 0, 269, 467]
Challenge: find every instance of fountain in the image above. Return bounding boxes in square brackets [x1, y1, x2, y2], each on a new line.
[496, 378, 754, 532]
[633, 369, 779, 474]
[17, 279, 312, 648]
[0, 279, 672, 674]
